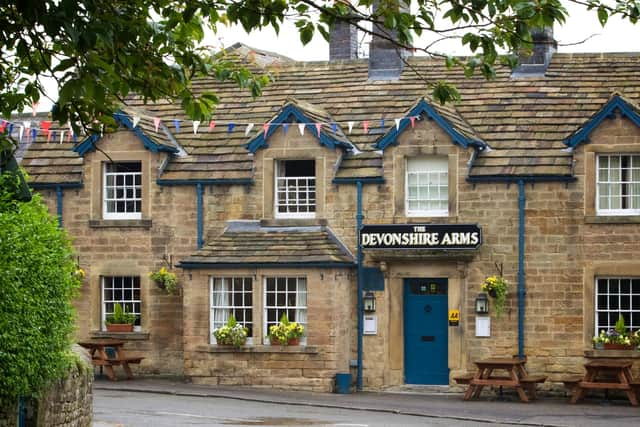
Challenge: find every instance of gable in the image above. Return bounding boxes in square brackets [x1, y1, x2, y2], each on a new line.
[564, 94, 640, 148]
[73, 112, 180, 156]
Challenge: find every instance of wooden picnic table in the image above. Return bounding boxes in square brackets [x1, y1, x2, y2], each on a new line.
[78, 339, 143, 381]
[569, 359, 638, 406]
[462, 357, 546, 402]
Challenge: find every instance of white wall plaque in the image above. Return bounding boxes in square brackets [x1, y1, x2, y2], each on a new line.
[475, 316, 490, 337]
[363, 315, 378, 335]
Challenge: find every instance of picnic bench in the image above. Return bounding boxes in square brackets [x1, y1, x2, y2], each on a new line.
[459, 357, 547, 402]
[568, 359, 638, 406]
[78, 339, 144, 381]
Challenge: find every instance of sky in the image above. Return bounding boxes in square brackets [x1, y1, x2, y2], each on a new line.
[30, 1, 640, 112]
[211, 1, 640, 60]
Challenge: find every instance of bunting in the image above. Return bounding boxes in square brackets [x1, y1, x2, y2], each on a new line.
[0, 112, 422, 143]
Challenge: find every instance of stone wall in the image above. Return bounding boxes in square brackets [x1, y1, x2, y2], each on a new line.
[0, 346, 92, 427]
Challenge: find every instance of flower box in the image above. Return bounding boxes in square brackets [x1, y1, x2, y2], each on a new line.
[603, 343, 633, 350]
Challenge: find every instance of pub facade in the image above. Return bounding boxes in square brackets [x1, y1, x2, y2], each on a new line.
[15, 28, 640, 392]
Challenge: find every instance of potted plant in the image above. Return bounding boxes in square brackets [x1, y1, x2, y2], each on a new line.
[105, 303, 136, 332]
[268, 313, 304, 345]
[212, 314, 248, 348]
[149, 267, 178, 295]
[602, 315, 633, 350]
[481, 275, 508, 318]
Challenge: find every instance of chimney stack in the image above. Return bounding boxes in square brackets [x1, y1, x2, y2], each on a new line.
[329, 19, 359, 60]
[368, 0, 411, 80]
[512, 27, 557, 78]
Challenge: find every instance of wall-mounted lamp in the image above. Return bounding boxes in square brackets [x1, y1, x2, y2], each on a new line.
[363, 291, 376, 313]
[475, 293, 489, 315]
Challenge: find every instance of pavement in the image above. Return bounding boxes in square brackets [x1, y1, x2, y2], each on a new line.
[94, 377, 640, 426]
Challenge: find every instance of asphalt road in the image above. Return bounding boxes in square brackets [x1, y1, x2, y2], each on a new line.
[93, 389, 509, 426]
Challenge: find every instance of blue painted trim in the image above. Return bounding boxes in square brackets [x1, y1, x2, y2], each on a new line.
[73, 112, 179, 156]
[467, 175, 576, 184]
[178, 261, 356, 269]
[332, 177, 385, 184]
[196, 183, 204, 249]
[56, 186, 63, 228]
[73, 133, 99, 155]
[374, 99, 487, 151]
[18, 397, 26, 427]
[518, 180, 526, 359]
[565, 95, 640, 148]
[356, 180, 364, 392]
[30, 182, 83, 189]
[157, 179, 253, 186]
[246, 104, 352, 153]
[114, 112, 178, 154]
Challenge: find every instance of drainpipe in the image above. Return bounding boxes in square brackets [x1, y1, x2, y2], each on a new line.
[517, 180, 526, 358]
[356, 180, 364, 391]
[56, 186, 63, 228]
[196, 183, 204, 249]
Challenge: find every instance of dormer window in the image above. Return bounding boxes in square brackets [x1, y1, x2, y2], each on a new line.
[597, 154, 640, 215]
[406, 156, 448, 217]
[103, 162, 142, 220]
[275, 160, 316, 218]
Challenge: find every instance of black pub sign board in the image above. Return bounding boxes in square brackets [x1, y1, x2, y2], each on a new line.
[360, 224, 482, 250]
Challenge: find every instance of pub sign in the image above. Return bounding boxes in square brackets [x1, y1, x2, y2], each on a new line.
[360, 224, 482, 250]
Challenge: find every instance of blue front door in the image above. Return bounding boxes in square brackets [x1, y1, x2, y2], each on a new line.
[404, 278, 449, 384]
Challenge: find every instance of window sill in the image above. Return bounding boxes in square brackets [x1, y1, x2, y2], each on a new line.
[90, 331, 150, 340]
[584, 349, 640, 358]
[584, 216, 640, 224]
[395, 216, 458, 224]
[89, 219, 152, 229]
[195, 344, 319, 354]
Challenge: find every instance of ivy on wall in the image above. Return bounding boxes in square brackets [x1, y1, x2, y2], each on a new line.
[0, 172, 80, 402]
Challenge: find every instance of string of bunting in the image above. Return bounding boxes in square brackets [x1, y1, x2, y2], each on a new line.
[0, 111, 420, 143]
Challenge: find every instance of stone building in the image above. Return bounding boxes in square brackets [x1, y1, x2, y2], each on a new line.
[14, 27, 640, 392]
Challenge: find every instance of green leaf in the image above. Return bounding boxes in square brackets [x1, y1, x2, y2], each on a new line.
[597, 6, 608, 26]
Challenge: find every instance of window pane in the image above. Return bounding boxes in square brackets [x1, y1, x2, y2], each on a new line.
[210, 277, 253, 341]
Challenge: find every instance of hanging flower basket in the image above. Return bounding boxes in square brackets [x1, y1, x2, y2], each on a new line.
[481, 275, 508, 318]
[149, 267, 178, 295]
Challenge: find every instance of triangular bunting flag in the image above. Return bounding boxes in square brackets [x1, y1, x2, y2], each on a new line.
[262, 123, 269, 135]
[315, 123, 322, 137]
[208, 120, 216, 131]
[18, 125, 24, 141]
[193, 120, 200, 134]
[331, 123, 338, 133]
[409, 116, 416, 128]
[59, 130, 65, 144]
[41, 121, 51, 135]
[380, 119, 385, 130]
[8, 123, 14, 135]
[153, 117, 161, 132]
[23, 121, 31, 132]
[245, 123, 254, 136]
[283, 123, 289, 134]
[394, 118, 401, 130]
[173, 119, 180, 132]
[0, 120, 7, 133]
[227, 123, 235, 133]
[51, 130, 57, 142]
[32, 102, 38, 116]
[68, 129, 73, 141]
[298, 123, 305, 136]
[132, 116, 141, 128]
[31, 128, 37, 141]
[363, 121, 369, 134]
[348, 121, 354, 133]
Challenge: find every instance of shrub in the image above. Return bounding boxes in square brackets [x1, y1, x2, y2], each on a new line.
[0, 172, 80, 401]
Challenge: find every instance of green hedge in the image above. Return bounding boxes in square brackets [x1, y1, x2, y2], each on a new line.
[0, 173, 80, 402]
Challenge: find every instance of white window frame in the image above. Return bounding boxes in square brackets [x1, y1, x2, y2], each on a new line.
[263, 276, 307, 344]
[275, 160, 316, 219]
[210, 277, 254, 345]
[405, 156, 449, 217]
[103, 162, 142, 220]
[594, 277, 640, 335]
[596, 154, 640, 216]
[101, 276, 141, 332]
